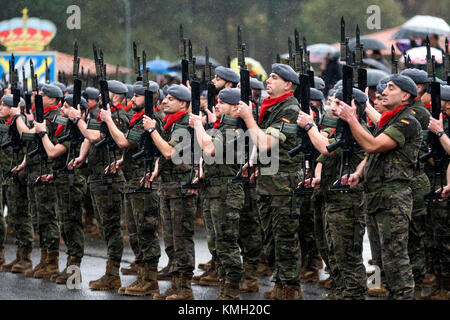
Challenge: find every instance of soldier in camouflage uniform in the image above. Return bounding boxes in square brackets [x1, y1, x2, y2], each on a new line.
[336, 75, 422, 300]
[16, 84, 63, 279]
[297, 89, 368, 300]
[143, 84, 197, 300]
[0, 115, 7, 266]
[99, 80, 162, 297]
[426, 85, 450, 300]
[0, 95, 34, 274]
[68, 80, 129, 290]
[33, 95, 89, 284]
[237, 64, 302, 300]
[189, 88, 245, 299]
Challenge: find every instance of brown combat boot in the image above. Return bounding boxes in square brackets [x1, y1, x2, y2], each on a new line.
[199, 268, 220, 286]
[198, 259, 213, 271]
[11, 247, 33, 274]
[367, 286, 389, 297]
[1, 247, 21, 272]
[25, 250, 47, 278]
[157, 260, 173, 280]
[166, 275, 194, 300]
[33, 251, 59, 279]
[240, 278, 259, 293]
[89, 260, 121, 290]
[263, 282, 282, 300]
[300, 269, 319, 283]
[216, 279, 226, 299]
[54, 256, 82, 284]
[0, 246, 5, 266]
[256, 262, 272, 277]
[421, 273, 437, 287]
[125, 265, 160, 297]
[118, 264, 142, 295]
[121, 261, 139, 276]
[428, 277, 450, 300]
[282, 284, 302, 300]
[318, 277, 334, 289]
[153, 276, 179, 300]
[311, 254, 324, 270]
[220, 281, 240, 300]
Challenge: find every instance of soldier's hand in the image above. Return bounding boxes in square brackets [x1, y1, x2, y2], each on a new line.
[297, 110, 314, 129]
[238, 101, 253, 121]
[442, 185, 450, 198]
[99, 104, 112, 122]
[11, 103, 21, 116]
[312, 177, 321, 190]
[340, 173, 360, 188]
[189, 113, 202, 129]
[336, 100, 357, 123]
[11, 163, 25, 176]
[46, 174, 54, 183]
[428, 114, 444, 135]
[33, 121, 46, 133]
[26, 111, 35, 123]
[69, 106, 81, 120]
[143, 115, 156, 131]
[299, 179, 312, 189]
[205, 108, 217, 124]
[71, 157, 84, 169]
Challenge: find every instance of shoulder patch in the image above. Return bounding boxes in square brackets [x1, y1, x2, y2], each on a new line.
[401, 119, 410, 125]
[411, 110, 416, 114]
[281, 117, 290, 123]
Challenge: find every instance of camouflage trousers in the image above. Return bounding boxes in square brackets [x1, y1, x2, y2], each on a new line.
[428, 199, 450, 284]
[54, 173, 87, 259]
[325, 192, 367, 300]
[238, 186, 263, 278]
[364, 187, 414, 300]
[124, 179, 161, 268]
[297, 194, 320, 272]
[124, 194, 140, 263]
[27, 173, 59, 252]
[408, 173, 430, 284]
[201, 186, 218, 263]
[258, 193, 300, 285]
[89, 179, 124, 263]
[313, 192, 329, 269]
[160, 181, 197, 277]
[206, 181, 244, 283]
[4, 174, 34, 249]
[0, 178, 5, 246]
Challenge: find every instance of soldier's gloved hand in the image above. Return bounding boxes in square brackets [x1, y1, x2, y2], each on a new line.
[340, 173, 360, 189]
[99, 104, 112, 122]
[237, 101, 253, 122]
[428, 114, 444, 135]
[143, 115, 156, 131]
[33, 121, 46, 134]
[297, 110, 314, 129]
[68, 105, 81, 121]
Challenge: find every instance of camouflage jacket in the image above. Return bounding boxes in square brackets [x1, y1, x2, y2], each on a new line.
[256, 95, 301, 196]
[364, 104, 422, 192]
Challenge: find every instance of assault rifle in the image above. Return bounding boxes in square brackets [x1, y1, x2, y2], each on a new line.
[179, 25, 189, 86]
[204, 47, 216, 113]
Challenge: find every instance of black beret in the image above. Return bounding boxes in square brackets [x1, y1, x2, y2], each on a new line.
[218, 88, 240, 105]
[314, 76, 325, 90]
[271, 63, 299, 85]
[125, 84, 134, 99]
[250, 77, 264, 90]
[310, 88, 324, 101]
[65, 84, 73, 94]
[168, 84, 191, 102]
[388, 74, 417, 97]
[64, 94, 88, 109]
[400, 68, 428, 84]
[42, 84, 63, 98]
[441, 85, 450, 101]
[133, 81, 159, 95]
[84, 87, 100, 99]
[1, 94, 25, 107]
[107, 80, 128, 94]
[215, 66, 240, 84]
[335, 88, 368, 104]
[52, 82, 67, 93]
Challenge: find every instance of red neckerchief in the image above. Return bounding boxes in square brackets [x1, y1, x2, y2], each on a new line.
[378, 105, 405, 129]
[34, 102, 60, 114]
[129, 111, 145, 127]
[5, 118, 14, 125]
[163, 110, 187, 132]
[425, 102, 431, 110]
[88, 104, 97, 110]
[55, 124, 65, 137]
[97, 105, 120, 122]
[258, 92, 293, 124]
[115, 102, 123, 110]
[213, 118, 221, 129]
[154, 104, 162, 111]
[124, 102, 133, 112]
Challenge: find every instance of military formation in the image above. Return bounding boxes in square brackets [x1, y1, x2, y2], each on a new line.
[0, 21, 449, 301]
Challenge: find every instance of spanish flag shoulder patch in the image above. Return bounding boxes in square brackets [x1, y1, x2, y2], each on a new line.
[401, 119, 410, 125]
[411, 110, 416, 114]
[281, 118, 290, 123]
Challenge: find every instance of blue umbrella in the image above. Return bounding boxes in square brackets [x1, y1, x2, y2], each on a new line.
[145, 59, 171, 73]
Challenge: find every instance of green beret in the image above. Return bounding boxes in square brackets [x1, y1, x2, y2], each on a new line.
[215, 66, 240, 84]
[1, 94, 25, 107]
[310, 88, 324, 101]
[64, 94, 88, 109]
[441, 85, 450, 101]
[42, 84, 63, 98]
[168, 84, 191, 102]
[107, 80, 128, 94]
[250, 77, 264, 90]
[388, 74, 417, 97]
[83, 87, 99, 99]
[400, 68, 428, 84]
[271, 63, 299, 85]
[218, 88, 240, 105]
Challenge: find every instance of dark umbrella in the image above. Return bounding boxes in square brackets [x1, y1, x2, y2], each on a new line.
[363, 58, 391, 74]
[366, 69, 390, 87]
[348, 36, 387, 51]
[168, 56, 221, 71]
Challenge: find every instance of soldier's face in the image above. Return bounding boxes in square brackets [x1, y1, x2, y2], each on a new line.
[131, 93, 145, 111]
[41, 93, 57, 108]
[266, 73, 290, 97]
[212, 75, 226, 90]
[442, 100, 450, 114]
[162, 94, 186, 114]
[374, 93, 388, 114]
[216, 99, 237, 116]
[382, 82, 410, 109]
[0, 103, 10, 119]
[87, 98, 97, 106]
[61, 102, 71, 117]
